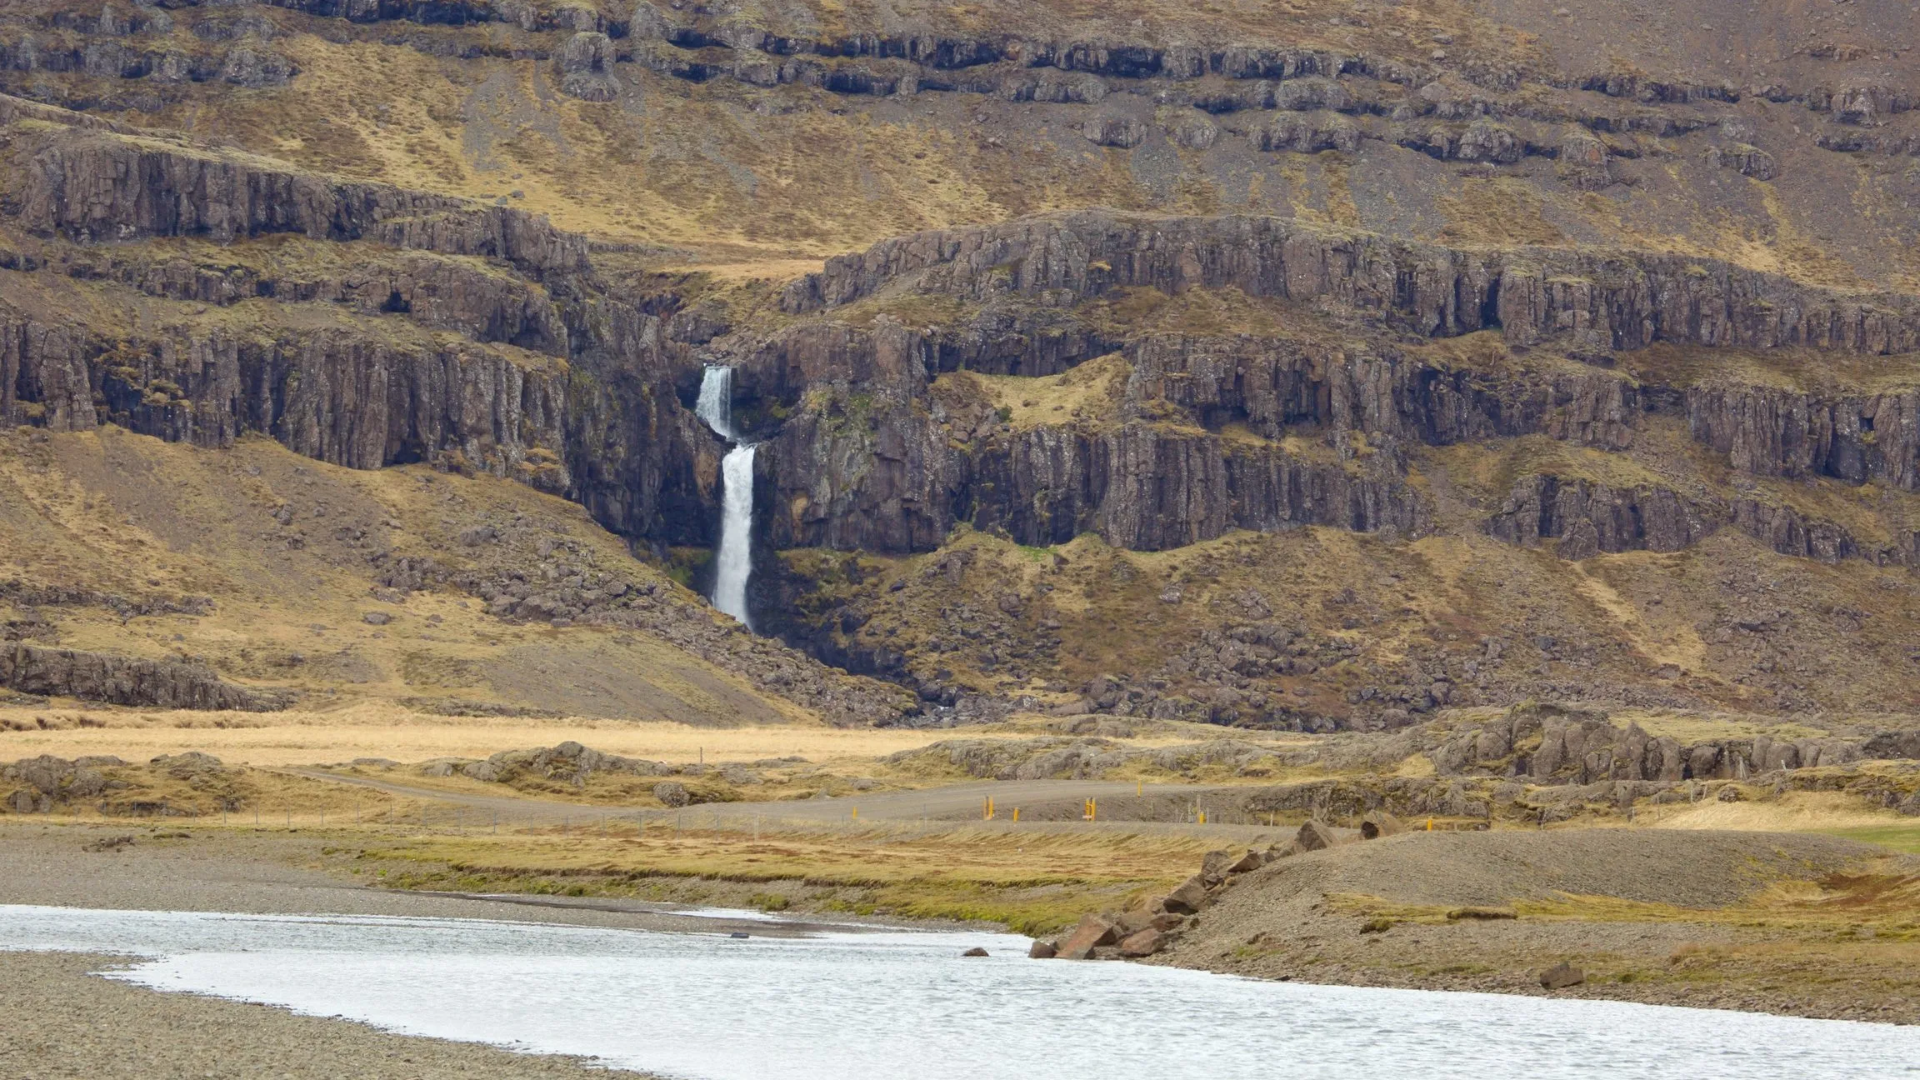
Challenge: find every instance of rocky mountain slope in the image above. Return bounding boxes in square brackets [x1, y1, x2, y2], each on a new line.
[0, 0, 1917, 730]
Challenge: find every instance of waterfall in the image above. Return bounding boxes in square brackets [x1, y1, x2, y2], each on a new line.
[694, 363, 734, 441]
[696, 365, 754, 629]
[712, 444, 756, 628]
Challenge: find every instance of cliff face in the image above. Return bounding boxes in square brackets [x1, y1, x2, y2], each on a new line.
[1688, 384, 1920, 492]
[14, 128, 589, 275]
[0, 107, 725, 543]
[1487, 476, 1717, 559]
[782, 212, 1920, 358]
[1, 315, 572, 486]
[5, 0, 1920, 732]
[719, 210, 1920, 570]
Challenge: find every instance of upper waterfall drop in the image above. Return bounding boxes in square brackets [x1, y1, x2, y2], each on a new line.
[694, 363, 735, 442]
[696, 365, 754, 630]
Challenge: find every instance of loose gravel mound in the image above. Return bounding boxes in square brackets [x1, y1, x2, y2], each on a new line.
[1221, 828, 1880, 911]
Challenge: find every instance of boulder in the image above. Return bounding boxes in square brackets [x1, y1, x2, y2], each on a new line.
[1027, 939, 1057, 959]
[1294, 820, 1358, 852]
[1226, 848, 1266, 873]
[559, 32, 620, 101]
[653, 781, 691, 808]
[1083, 116, 1148, 149]
[960, 947, 989, 957]
[1117, 928, 1164, 957]
[1161, 875, 1211, 915]
[1056, 914, 1120, 960]
[1265, 840, 1301, 860]
[1359, 812, 1402, 840]
[151, 752, 223, 779]
[1539, 961, 1585, 989]
[1200, 849, 1236, 884]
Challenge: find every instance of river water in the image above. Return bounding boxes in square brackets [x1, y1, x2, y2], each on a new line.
[4, 904, 1917, 1079]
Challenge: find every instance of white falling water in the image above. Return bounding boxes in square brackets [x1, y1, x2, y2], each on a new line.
[713, 444, 756, 629]
[694, 363, 735, 441]
[696, 365, 754, 630]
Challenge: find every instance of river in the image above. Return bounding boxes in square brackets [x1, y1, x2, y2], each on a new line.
[4, 904, 1915, 1079]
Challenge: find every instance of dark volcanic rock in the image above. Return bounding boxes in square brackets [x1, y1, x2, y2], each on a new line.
[782, 212, 1920, 360]
[0, 644, 291, 711]
[1487, 476, 1716, 558]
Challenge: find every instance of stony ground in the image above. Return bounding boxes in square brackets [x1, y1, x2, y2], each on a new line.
[0, 951, 656, 1080]
[1152, 828, 1920, 1024]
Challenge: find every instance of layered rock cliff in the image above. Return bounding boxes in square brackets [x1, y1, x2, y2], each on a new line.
[3, 0, 1920, 733]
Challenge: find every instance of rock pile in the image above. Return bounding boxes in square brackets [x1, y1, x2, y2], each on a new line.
[416, 742, 804, 805]
[1, 754, 119, 813]
[1, 751, 241, 815]
[1428, 703, 1884, 783]
[1036, 821, 1387, 960]
[885, 736, 1317, 782]
[0, 643, 292, 712]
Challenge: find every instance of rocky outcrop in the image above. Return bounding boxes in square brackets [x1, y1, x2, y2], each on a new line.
[559, 31, 620, 100]
[884, 735, 1315, 782]
[1127, 335, 1637, 450]
[1687, 384, 1920, 492]
[2, 754, 120, 814]
[1487, 475, 1715, 558]
[783, 212, 1920, 359]
[0, 310, 574, 489]
[0, 644, 293, 711]
[1427, 704, 1871, 783]
[764, 410, 1426, 554]
[1705, 143, 1776, 181]
[9, 124, 588, 275]
[47, 245, 570, 355]
[965, 423, 1425, 550]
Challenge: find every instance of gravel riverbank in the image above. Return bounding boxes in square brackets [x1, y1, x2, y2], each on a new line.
[0, 820, 847, 1079]
[0, 951, 656, 1079]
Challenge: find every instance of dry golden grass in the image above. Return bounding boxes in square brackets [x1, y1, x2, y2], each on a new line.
[0, 427, 815, 727]
[1329, 844, 1920, 937]
[1645, 791, 1912, 834]
[0, 705, 1039, 768]
[358, 819, 1218, 932]
[937, 352, 1132, 430]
